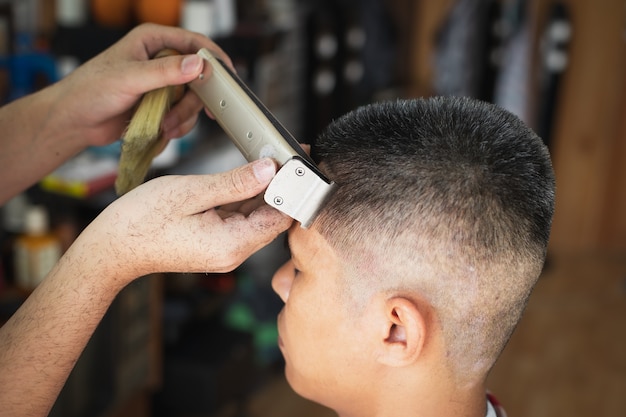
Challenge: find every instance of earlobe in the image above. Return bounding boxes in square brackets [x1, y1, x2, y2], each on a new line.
[377, 296, 427, 367]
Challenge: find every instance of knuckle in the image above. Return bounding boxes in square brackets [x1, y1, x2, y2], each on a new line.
[228, 169, 250, 196]
[154, 57, 170, 77]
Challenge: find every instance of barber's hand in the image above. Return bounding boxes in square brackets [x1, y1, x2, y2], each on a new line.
[217, 145, 310, 217]
[69, 159, 292, 288]
[51, 23, 232, 148]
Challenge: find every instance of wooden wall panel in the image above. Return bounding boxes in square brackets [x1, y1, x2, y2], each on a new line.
[599, 102, 626, 248]
[407, 0, 455, 97]
[547, 0, 626, 252]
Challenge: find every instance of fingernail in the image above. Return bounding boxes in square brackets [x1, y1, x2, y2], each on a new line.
[181, 54, 202, 75]
[253, 159, 276, 182]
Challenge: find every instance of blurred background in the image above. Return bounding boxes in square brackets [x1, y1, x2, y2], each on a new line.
[0, 0, 624, 416]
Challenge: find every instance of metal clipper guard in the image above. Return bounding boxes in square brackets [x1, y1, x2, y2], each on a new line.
[188, 48, 337, 228]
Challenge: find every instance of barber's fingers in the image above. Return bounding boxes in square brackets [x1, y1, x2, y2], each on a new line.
[161, 91, 203, 140]
[206, 205, 292, 273]
[217, 193, 265, 218]
[132, 23, 233, 69]
[121, 24, 234, 95]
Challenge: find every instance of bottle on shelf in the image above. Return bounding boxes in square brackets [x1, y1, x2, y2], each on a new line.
[14, 205, 61, 292]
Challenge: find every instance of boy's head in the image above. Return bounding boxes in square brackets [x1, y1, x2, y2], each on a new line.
[272, 97, 555, 413]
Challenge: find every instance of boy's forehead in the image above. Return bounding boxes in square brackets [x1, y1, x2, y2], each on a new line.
[288, 224, 346, 285]
[287, 223, 328, 262]
[287, 223, 312, 252]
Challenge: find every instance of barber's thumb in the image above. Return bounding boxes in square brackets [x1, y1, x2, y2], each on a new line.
[251, 158, 278, 184]
[135, 54, 204, 93]
[227, 158, 277, 197]
[179, 54, 204, 77]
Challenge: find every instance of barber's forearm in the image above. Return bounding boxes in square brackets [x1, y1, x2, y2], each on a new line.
[0, 243, 126, 417]
[0, 84, 86, 204]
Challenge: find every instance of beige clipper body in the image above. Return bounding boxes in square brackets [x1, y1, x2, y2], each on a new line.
[188, 48, 337, 228]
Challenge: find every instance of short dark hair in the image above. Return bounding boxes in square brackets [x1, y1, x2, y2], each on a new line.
[311, 96, 555, 380]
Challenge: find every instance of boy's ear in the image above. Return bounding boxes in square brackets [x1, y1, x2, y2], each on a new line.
[375, 296, 426, 367]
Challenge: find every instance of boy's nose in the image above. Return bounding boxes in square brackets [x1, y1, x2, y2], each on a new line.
[271, 260, 294, 303]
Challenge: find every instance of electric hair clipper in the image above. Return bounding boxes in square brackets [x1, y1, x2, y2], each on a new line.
[188, 48, 337, 228]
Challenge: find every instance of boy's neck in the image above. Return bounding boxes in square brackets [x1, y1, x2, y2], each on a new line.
[334, 372, 487, 417]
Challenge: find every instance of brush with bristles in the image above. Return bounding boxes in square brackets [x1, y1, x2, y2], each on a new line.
[115, 49, 185, 195]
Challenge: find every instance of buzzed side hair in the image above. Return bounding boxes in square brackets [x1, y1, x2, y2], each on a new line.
[311, 96, 555, 381]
